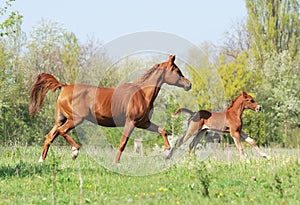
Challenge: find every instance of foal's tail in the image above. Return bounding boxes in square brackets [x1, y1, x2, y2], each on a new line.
[29, 73, 63, 116]
[172, 108, 195, 117]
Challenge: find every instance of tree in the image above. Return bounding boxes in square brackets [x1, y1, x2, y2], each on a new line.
[0, 0, 23, 37]
[61, 32, 80, 83]
[221, 19, 251, 60]
[187, 42, 225, 111]
[217, 52, 255, 100]
[260, 51, 300, 146]
[246, 0, 300, 63]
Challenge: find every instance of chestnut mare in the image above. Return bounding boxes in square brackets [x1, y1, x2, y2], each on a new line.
[29, 55, 191, 163]
[171, 91, 271, 159]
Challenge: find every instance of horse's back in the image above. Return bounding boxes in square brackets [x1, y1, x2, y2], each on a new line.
[206, 111, 227, 130]
[57, 84, 114, 120]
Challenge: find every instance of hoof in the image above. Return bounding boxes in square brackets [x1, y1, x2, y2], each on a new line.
[38, 156, 44, 163]
[71, 147, 79, 160]
[164, 148, 173, 159]
[263, 155, 272, 160]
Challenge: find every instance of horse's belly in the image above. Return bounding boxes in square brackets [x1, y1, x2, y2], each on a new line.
[98, 115, 126, 127]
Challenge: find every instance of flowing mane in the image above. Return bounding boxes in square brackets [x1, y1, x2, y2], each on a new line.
[137, 63, 161, 83]
[227, 94, 242, 110]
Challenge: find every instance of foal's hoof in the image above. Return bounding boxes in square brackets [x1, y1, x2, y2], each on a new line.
[71, 147, 79, 160]
[164, 148, 173, 160]
[263, 155, 272, 160]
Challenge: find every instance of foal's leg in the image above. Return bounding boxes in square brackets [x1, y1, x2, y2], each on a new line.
[240, 131, 271, 159]
[189, 130, 207, 154]
[230, 131, 245, 157]
[179, 120, 203, 147]
[114, 120, 135, 163]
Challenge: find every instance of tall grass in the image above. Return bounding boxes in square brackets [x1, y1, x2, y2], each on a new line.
[0, 145, 299, 204]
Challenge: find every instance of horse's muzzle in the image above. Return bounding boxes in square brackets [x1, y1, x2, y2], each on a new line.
[184, 82, 192, 91]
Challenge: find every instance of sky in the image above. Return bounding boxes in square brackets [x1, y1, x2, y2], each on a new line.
[12, 0, 247, 45]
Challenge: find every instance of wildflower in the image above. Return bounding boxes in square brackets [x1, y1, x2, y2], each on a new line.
[158, 187, 168, 192]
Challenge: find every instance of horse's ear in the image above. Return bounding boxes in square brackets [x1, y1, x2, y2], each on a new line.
[241, 90, 248, 98]
[168, 55, 175, 64]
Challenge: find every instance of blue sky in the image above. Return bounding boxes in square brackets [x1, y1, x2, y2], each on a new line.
[13, 0, 247, 45]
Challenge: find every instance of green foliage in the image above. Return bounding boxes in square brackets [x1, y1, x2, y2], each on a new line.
[0, 0, 299, 148]
[260, 51, 300, 146]
[187, 42, 225, 111]
[217, 52, 256, 100]
[246, 0, 300, 62]
[61, 32, 80, 83]
[0, 0, 23, 37]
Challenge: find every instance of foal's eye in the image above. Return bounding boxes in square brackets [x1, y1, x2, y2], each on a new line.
[250, 99, 255, 103]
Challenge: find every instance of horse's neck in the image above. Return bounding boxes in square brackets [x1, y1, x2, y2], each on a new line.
[138, 73, 163, 105]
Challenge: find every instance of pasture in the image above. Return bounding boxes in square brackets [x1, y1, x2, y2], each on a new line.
[0, 144, 300, 204]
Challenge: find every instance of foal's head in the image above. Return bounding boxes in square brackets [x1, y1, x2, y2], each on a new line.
[158, 55, 191, 91]
[240, 91, 262, 112]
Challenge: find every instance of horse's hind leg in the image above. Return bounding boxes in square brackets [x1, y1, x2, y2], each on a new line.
[39, 124, 60, 162]
[56, 119, 82, 160]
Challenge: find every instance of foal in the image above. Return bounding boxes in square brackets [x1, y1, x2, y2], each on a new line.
[172, 91, 271, 159]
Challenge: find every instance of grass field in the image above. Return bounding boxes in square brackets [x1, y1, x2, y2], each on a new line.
[0, 145, 300, 205]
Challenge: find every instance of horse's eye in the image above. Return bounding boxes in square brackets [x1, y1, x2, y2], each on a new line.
[250, 99, 255, 103]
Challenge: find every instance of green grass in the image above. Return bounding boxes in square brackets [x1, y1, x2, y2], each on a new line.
[0, 145, 300, 204]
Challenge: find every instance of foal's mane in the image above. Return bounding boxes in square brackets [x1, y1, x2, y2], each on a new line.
[227, 94, 242, 109]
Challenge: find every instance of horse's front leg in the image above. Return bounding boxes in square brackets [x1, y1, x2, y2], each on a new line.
[138, 122, 171, 158]
[114, 120, 135, 163]
[240, 131, 271, 159]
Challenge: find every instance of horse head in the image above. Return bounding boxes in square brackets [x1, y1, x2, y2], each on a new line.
[161, 55, 191, 91]
[241, 90, 262, 112]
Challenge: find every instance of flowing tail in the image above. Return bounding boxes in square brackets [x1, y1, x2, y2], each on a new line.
[172, 108, 195, 117]
[29, 73, 63, 116]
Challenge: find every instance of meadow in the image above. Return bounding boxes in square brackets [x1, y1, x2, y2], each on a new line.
[0, 145, 300, 205]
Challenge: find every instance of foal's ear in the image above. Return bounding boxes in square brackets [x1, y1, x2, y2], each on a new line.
[241, 90, 248, 98]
